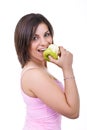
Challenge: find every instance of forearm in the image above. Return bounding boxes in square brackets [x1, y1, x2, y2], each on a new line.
[63, 68, 80, 117]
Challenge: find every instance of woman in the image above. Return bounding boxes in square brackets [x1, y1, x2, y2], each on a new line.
[14, 13, 80, 130]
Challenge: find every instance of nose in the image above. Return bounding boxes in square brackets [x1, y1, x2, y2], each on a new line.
[40, 37, 49, 46]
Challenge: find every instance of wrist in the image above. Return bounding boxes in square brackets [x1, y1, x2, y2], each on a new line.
[64, 75, 75, 80]
[63, 68, 74, 78]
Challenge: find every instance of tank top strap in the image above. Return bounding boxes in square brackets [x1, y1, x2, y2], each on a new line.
[21, 67, 39, 79]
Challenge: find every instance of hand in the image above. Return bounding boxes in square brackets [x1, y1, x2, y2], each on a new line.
[48, 46, 73, 71]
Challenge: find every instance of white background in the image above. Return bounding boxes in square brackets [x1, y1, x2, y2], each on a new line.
[0, 0, 87, 130]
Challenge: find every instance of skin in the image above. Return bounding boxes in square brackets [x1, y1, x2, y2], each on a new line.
[28, 23, 52, 67]
[21, 23, 80, 119]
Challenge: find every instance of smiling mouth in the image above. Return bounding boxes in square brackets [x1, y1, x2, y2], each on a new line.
[38, 48, 46, 52]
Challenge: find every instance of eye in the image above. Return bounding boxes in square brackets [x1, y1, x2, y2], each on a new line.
[32, 35, 38, 41]
[44, 32, 51, 37]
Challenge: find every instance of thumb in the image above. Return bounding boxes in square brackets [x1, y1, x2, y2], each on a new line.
[48, 56, 59, 65]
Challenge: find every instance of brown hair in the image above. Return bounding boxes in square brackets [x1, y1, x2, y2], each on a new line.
[14, 13, 54, 68]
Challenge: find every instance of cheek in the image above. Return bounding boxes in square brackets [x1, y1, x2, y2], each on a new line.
[29, 43, 36, 50]
[48, 37, 53, 43]
[28, 46, 34, 55]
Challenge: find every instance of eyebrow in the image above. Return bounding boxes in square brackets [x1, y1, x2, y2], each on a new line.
[34, 30, 50, 35]
[45, 30, 50, 33]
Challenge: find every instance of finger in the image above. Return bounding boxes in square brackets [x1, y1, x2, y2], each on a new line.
[48, 56, 58, 64]
[58, 47, 61, 57]
[59, 46, 66, 52]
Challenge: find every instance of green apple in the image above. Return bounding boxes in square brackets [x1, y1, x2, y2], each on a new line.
[43, 44, 60, 61]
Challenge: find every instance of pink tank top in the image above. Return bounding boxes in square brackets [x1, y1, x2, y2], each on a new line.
[21, 67, 63, 130]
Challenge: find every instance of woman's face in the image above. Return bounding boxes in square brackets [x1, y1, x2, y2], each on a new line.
[29, 23, 53, 63]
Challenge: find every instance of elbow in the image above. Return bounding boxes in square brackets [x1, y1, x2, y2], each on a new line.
[75, 110, 80, 118]
[67, 103, 80, 119]
[71, 112, 79, 119]
[63, 110, 80, 119]
[71, 106, 80, 119]
[68, 110, 80, 119]
[64, 107, 80, 119]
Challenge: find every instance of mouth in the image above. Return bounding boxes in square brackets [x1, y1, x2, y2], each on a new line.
[37, 48, 47, 52]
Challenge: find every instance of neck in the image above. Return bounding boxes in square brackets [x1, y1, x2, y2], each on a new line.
[25, 60, 47, 69]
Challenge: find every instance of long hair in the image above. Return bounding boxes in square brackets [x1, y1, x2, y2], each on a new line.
[14, 13, 54, 68]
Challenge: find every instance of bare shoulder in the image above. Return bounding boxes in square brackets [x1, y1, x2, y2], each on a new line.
[21, 67, 60, 96]
[21, 67, 49, 83]
[21, 68, 46, 97]
[21, 67, 77, 118]
[21, 67, 58, 89]
[21, 67, 64, 108]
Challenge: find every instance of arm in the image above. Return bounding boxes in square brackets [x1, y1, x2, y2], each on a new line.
[63, 68, 80, 118]
[22, 66, 80, 119]
[48, 46, 80, 118]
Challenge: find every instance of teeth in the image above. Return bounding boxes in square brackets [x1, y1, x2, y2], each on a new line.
[38, 48, 46, 52]
[41, 48, 46, 51]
